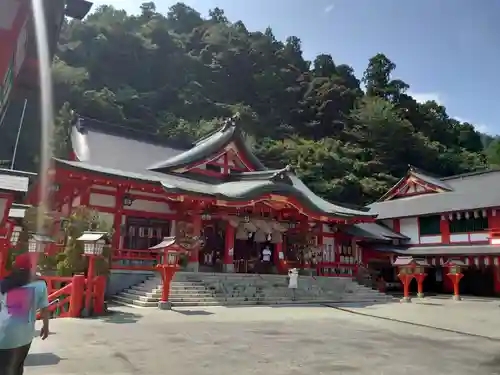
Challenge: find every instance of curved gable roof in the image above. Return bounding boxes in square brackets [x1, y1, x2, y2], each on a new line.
[147, 115, 266, 173]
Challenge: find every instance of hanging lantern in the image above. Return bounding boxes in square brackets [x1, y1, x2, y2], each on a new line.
[271, 222, 288, 233]
[270, 231, 283, 244]
[225, 215, 240, 228]
[254, 229, 267, 243]
[236, 224, 249, 240]
[243, 220, 257, 233]
[254, 219, 273, 235]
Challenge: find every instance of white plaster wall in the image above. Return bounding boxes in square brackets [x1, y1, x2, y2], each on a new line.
[322, 224, 334, 233]
[399, 217, 419, 244]
[419, 235, 441, 244]
[470, 233, 489, 242]
[127, 199, 175, 214]
[72, 195, 81, 207]
[90, 193, 116, 208]
[450, 234, 469, 243]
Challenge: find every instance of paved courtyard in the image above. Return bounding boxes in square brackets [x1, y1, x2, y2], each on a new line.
[25, 302, 500, 375]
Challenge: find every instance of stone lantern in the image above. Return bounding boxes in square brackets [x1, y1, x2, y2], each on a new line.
[443, 258, 467, 301]
[393, 256, 430, 302]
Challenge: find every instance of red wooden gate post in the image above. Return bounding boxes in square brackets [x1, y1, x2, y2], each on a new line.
[93, 275, 107, 315]
[69, 275, 85, 318]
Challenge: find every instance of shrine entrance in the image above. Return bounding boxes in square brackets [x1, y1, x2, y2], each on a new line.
[199, 220, 225, 272]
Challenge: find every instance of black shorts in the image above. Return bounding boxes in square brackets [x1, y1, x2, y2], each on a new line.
[0, 342, 32, 375]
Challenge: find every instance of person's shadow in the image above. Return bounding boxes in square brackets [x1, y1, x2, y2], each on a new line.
[25, 353, 63, 367]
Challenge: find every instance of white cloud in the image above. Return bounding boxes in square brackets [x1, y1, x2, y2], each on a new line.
[455, 116, 490, 134]
[408, 92, 491, 134]
[407, 91, 442, 104]
[324, 4, 335, 13]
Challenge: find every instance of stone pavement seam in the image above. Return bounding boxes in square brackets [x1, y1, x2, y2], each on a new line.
[324, 304, 500, 342]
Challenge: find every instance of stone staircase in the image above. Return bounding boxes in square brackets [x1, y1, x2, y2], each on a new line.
[112, 272, 394, 308]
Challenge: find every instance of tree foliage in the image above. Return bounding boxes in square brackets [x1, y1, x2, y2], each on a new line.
[13, 206, 111, 276]
[46, 3, 491, 205]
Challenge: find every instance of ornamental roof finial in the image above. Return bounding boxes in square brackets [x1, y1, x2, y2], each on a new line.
[222, 112, 241, 131]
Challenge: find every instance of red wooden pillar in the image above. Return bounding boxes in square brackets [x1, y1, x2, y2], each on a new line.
[112, 187, 125, 250]
[440, 215, 450, 244]
[93, 276, 107, 315]
[187, 215, 201, 272]
[223, 223, 235, 272]
[68, 274, 85, 318]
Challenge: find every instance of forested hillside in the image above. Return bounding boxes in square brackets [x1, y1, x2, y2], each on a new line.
[49, 2, 495, 205]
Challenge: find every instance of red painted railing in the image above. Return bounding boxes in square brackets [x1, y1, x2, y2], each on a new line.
[34, 274, 106, 319]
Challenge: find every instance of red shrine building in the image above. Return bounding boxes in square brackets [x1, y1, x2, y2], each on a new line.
[42, 115, 402, 283]
[365, 166, 500, 296]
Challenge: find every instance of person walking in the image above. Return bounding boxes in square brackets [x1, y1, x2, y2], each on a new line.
[0, 253, 50, 375]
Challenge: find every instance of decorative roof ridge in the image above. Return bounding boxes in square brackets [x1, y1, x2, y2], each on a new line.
[441, 167, 500, 181]
[194, 113, 240, 146]
[75, 116, 192, 150]
[408, 164, 443, 179]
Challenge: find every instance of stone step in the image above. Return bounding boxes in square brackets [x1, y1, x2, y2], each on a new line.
[113, 295, 158, 308]
[124, 288, 216, 298]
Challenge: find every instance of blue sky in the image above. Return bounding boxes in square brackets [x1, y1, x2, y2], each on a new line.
[91, 0, 500, 136]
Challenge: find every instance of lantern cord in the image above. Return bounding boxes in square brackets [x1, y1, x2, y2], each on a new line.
[32, 0, 55, 272]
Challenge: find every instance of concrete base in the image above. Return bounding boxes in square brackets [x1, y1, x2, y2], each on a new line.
[417, 293, 424, 299]
[400, 296, 412, 303]
[223, 263, 235, 273]
[452, 295, 462, 301]
[158, 301, 172, 310]
[186, 262, 199, 272]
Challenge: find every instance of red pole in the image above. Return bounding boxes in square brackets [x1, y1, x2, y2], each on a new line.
[398, 273, 412, 303]
[447, 273, 464, 301]
[414, 273, 427, 298]
[93, 276, 107, 315]
[69, 274, 85, 318]
[85, 256, 95, 315]
[0, 241, 7, 278]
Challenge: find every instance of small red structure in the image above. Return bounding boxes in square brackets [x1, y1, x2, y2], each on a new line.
[393, 256, 430, 302]
[150, 237, 191, 310]
[443, 258, 467, 301]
